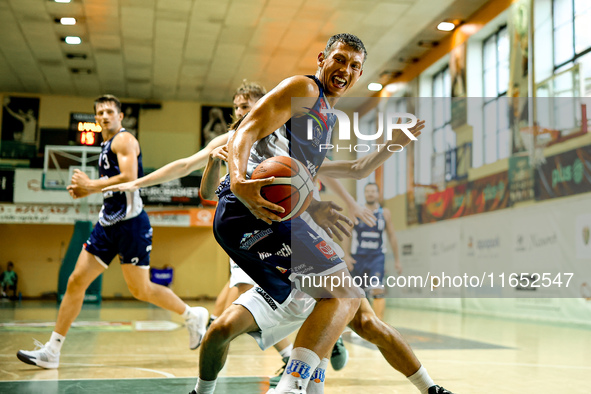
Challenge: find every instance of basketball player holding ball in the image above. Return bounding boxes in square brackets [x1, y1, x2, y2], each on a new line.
[193, 33, 453, 394]
[104, 82, 358, 379]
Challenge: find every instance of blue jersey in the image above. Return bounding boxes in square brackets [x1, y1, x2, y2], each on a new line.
[351, 207, 386, 255]
[245, 75, 336, 179]
[98, 129, 144, 226]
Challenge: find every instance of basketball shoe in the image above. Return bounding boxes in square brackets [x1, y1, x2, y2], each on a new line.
[186, 306, 209, 350]
[428, 385, 455, 393]
[330, 336, 348, 371]
[17, 339, 59, 369]
[266, 379, 305, 394]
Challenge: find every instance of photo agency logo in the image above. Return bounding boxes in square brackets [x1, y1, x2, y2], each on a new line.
[307, 108, 418, 152]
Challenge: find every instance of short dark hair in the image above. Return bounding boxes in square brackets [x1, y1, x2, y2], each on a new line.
[232, 80, 267, 102]
[7, 261, 13, 268]
[323, 33, 367, 64]
[365, 182, 379, 191]
[229, 114, 247, 132]
[94, 94, 122, 114]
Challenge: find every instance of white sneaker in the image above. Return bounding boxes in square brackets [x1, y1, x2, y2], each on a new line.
[266, 380, 306, 393]
[17, 339, 60, 369]
[267, 389, 306, 394]
[186, 306, 209, 350]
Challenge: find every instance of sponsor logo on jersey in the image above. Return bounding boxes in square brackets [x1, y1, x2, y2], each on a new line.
[239, 228, 273, 250]
[286, 360, 312, 380]
[255, 287, 277, 310]
[308, 231, 321, 241]
[276, 266, 288, 274]
[315, 241, 336, 259]
[258, 243, 292, 260]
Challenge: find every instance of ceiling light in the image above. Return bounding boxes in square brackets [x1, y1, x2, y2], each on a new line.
[54, 0, 71, 3]
[60, 17, 76, 25]
[368, 83, 383, 92]
[385, 83, 402, 94]
[437, 21, 456, 31]
[64, 36, 81, 45]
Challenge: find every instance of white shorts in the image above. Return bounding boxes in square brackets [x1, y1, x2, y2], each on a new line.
[234, 287, 316, 350]
[229, 259, 257, 288]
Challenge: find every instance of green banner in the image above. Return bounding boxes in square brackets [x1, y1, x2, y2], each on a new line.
[535, 145, 591, 200]
[508, 155, 535, 203]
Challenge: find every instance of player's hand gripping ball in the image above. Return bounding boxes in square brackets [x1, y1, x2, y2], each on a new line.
[251, 156, 314, 221]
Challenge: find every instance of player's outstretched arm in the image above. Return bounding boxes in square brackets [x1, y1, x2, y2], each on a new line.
[200, 145, 227, 200]
[103, 132, 229, 193]
[68, 132, 139, 199]
[318, 119, 425, 179]
[318, 173, 376, 227]
[383, 208, 402, 274]
[228, 76, 318, 224]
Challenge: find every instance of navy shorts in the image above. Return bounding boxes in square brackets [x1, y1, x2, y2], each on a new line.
[351, 253, 385, 289]
[84, 210, 152, 269]
[214, 188, 347, 303]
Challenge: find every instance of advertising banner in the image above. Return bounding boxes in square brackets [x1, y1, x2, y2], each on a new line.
[421, 172, 509, 223]
[140, 175, 201, 206]
[508, 155, 534, 203]
[0, 204, 100, 224]
[535, 145, 591, 200]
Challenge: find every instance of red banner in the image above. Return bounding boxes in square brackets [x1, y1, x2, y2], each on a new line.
[421, 172, 509, 223]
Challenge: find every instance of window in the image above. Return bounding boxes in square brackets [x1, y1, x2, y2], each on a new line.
[431, 67, 455, 184]
[553, 0, 591, 70]
[383, 97, 407, 199]
[553, 0, 591, 96]
[356, 111, 377, 204]
[431, 66, 455, 154]
[482, 26, 510, 164]
[534, 0, 591, 136]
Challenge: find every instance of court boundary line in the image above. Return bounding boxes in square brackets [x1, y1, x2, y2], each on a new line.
[0, 376, 270, 383]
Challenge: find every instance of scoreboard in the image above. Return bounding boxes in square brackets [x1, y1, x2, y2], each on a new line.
[69, 113, 103, 146]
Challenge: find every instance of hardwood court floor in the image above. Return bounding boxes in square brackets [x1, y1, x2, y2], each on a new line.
[0, 299, 590, 393]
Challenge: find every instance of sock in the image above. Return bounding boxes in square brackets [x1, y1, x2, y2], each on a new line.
[182, 304, 192, 320]
[194, 377, 217, 394]
[275, 347, 321, 392]
[48, 331, 65, 354]
[279, 343, 293, 359]
[407, 366, 435, 394]
[306, 358, 328, 394]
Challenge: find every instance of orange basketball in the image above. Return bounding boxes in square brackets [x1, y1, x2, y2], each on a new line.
[251, 156, 314, 221]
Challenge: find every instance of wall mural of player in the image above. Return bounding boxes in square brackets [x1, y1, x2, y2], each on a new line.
[1, 96, 40, 159]
[120, 103, 140, 139]
[200, 105, 232, 148]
